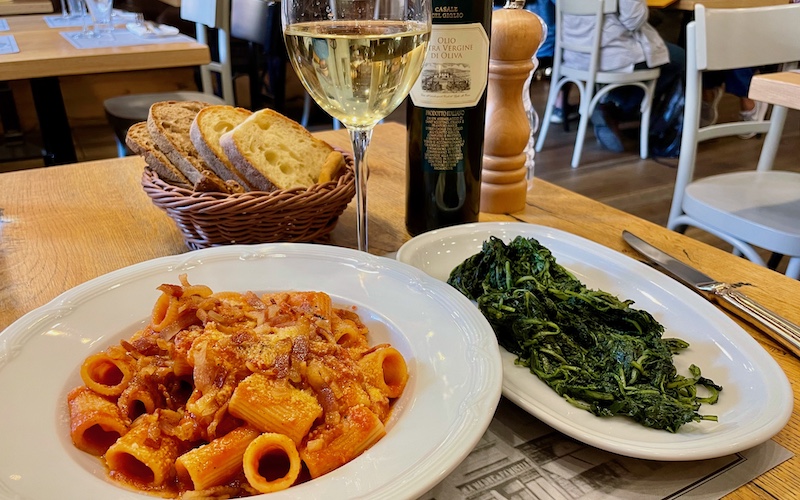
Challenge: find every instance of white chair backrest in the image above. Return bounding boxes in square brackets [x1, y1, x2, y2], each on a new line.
[181, 0, 229, 28]
[670, 2, 800, 230]
[230, 0, 271, 44]
[554, 0, 618, 82]
[694, 3, 800, 71]
[180, 0, 235, 105]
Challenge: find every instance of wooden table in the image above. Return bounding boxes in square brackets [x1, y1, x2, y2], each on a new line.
[0, 0, 52, 16]
[2, 122, 800, 498]
[669, 0, 790, 10]
[750, 71, 800, 111]
[647, 0, 678, 8]
[0, 14, 209, 165]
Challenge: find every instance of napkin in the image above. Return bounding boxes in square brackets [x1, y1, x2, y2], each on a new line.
[126, 22, 180, 38]
[0, 35, 18, 54]
[0, 19, 8, 32]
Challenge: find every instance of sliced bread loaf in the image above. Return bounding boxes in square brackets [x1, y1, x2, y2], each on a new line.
[147, 100, 233, 193]
[125, 121, 192, 189]
[190, 105, 255, 190]
[220, 108, 344, 191]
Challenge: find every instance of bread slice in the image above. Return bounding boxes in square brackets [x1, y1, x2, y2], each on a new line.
[125, 121, 192, 188]
[190, 105, 255, 190]
[146, 100, 233, 193]
[220, 108, 344, 191]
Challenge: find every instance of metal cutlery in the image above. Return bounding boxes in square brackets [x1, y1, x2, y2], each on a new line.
[623, 230, 800, 358]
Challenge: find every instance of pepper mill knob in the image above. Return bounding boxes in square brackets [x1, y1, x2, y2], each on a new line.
[481, 1, 544, 214]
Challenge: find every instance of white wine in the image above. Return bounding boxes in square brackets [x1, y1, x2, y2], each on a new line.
[284, 20, 429, 130]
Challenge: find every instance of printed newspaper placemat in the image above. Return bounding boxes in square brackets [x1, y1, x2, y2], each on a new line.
[421, 398, 792, 500]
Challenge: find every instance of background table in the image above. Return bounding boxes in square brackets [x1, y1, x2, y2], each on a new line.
[0, 0, 52, 16]
[669, 0, 790, 9]
[0, 14, 209, 165]
[749, 71, 800, 110]
[1, 123, 800, 498]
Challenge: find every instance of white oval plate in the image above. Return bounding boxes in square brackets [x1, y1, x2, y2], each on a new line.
[0, 244, 502, 500]
[397, 222, 793, 461]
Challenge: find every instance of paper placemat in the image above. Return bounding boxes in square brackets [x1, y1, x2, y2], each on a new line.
[60, 28, 194, 49]
[0, 35, 18, 54]
[421, 398, 793, 500]
[44, 10, 138, 28]
[0, 19, 8, 32]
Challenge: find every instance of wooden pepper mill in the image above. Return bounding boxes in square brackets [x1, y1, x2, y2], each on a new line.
[481, 0, 544, 214]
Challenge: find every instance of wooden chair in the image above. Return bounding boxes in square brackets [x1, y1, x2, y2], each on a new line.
[103, 0, 233, 157]
[534, 0, 660, 168]
[667, 3, 800, 279]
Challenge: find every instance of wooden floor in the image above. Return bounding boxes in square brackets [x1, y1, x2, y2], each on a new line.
[4, 71, 799, 269]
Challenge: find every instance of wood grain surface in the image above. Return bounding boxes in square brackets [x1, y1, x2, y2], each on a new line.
[0, 0, 52, 16]
[1, 122, 799, 498]
[0, 14, 209, 80]
[750, 71, 800, 111]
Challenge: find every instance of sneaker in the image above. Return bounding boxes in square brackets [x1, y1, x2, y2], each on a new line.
[549, 106, 579, 124]
[738, 100, 768, 139]
[700, 86, 724, 128]
[550, 107, 565, 124]
[591, 105, 624, 153]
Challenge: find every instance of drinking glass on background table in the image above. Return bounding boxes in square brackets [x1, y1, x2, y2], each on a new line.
[68, 0, 95, 38]
[85, 0, 114, 36]
[282, 0, 430, 252]
[65, 0, 83, 18]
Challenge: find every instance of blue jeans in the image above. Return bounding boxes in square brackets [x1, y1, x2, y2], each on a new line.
[606, 42, 686, 118]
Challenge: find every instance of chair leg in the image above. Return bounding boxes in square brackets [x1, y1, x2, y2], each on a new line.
[301, 93, 312, 127]
[571, 100, 592, 168]
[535, 79, 562, 153]
[786, 257, 800, 280]
[115, 136, 128, 158]
[639, 81, 657, 159]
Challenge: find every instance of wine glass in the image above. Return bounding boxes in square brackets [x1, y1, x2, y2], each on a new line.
[283, 0, 431, 252]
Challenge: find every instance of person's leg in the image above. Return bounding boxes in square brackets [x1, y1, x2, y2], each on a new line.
[655, 42, 685, 98]
[701, 70, 726, 127]
[727, 67, 768, 138]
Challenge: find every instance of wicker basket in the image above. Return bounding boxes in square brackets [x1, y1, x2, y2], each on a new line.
[141, 158, 356, 250]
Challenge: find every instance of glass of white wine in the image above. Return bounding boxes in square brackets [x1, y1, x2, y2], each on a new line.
[283, 0, 431, 252]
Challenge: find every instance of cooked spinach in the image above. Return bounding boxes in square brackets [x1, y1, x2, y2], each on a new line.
[448, 236, 721, 432]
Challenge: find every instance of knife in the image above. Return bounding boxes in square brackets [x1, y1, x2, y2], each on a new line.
[622, 230, 800, 358]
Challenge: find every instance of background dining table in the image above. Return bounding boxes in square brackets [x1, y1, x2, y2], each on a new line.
[750, 70, 800, 111]
[0, 0, 52, 16]
[0, 13, 209, 165]
[1, 122, 799, 498]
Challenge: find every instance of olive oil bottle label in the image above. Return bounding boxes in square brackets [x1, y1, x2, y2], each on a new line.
[409, 23, 490, 109]
[420, 109, 466, 172]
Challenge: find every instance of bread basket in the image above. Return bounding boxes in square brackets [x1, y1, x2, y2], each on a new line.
[141, 156, 356, 250]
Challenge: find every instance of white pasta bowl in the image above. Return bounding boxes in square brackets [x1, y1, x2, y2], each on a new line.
[0, 243, 503, 499]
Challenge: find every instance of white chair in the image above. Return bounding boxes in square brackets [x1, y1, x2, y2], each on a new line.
[534, 0, 660, 168]
[668, 3, 800, 279]
[231, 0, 338, 129]
[103, 0, 234, 157]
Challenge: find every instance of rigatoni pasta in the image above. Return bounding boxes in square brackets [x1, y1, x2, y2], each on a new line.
[66, 275, 408, 497]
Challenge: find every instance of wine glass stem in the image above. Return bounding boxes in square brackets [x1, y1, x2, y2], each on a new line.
[349, 128, 373, 253]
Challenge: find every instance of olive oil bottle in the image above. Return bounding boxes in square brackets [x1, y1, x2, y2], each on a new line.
[405, 0, 492, 235]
